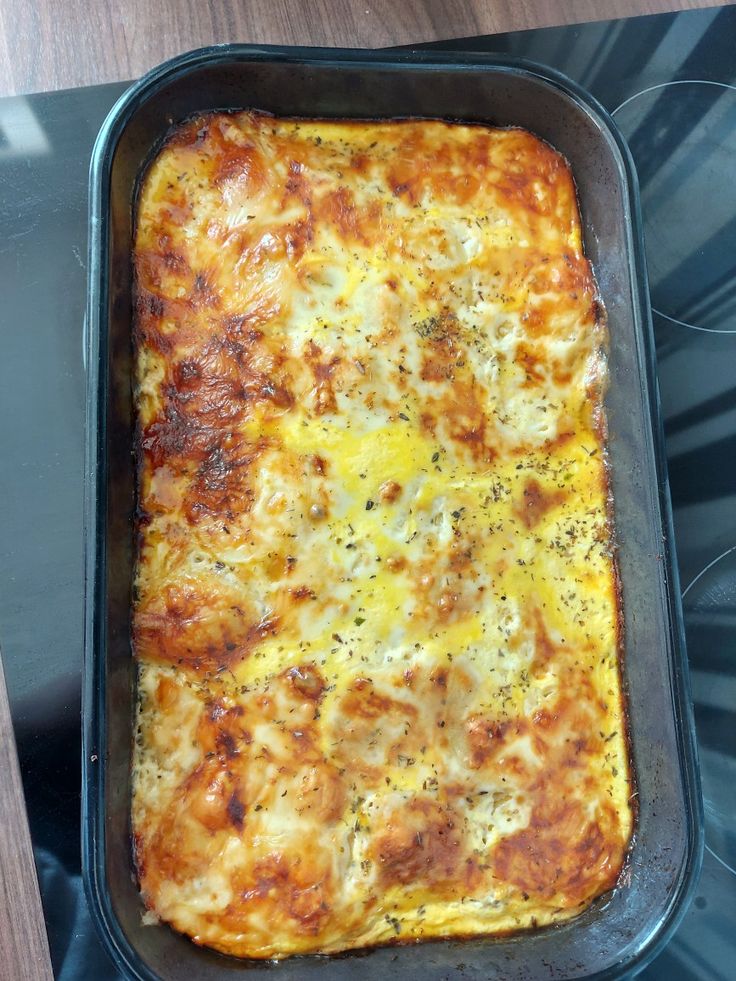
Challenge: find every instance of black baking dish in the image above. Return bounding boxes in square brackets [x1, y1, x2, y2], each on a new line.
[83, 45, 703, 980]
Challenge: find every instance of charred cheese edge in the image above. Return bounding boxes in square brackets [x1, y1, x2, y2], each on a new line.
[131, 112, 634, 960]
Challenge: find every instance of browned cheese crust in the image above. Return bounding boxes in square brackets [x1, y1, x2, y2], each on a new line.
[131, 112, 633, 959]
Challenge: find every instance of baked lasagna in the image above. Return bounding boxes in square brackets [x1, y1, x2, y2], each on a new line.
[131, 112, 634, 959]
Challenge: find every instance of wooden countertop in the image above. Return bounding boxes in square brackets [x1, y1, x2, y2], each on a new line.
[0, 651, 52, 980]
[0, 0, 727, 96]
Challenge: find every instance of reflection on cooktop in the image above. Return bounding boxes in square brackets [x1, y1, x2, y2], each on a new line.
[657, 323, 736, 543]
[613, 81, 736, 334]
[622, 74, 736, 961]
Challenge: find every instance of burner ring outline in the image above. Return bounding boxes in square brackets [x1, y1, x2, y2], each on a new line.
[613, 80, 736, 336]
[682, 543, 736, 877]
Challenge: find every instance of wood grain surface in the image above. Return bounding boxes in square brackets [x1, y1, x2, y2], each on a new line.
[0, 651, 53, 981]
[0, 0, 728, 96]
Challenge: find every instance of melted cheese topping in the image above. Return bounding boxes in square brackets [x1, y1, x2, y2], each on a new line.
[131, 112, 633, 960]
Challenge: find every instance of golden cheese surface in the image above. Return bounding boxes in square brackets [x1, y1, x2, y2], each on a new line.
[131, 112, 633, 959]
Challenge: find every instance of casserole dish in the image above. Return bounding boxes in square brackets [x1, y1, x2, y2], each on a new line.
[83, 46, 702, 980]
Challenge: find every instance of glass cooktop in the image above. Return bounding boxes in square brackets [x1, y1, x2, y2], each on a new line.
[0, 6, 733, 978]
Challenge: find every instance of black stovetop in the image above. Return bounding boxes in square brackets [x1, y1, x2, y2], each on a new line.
[0, 6, 734, 978]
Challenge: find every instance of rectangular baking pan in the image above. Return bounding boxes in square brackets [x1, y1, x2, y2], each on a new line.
[83, 45, 703, 980]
